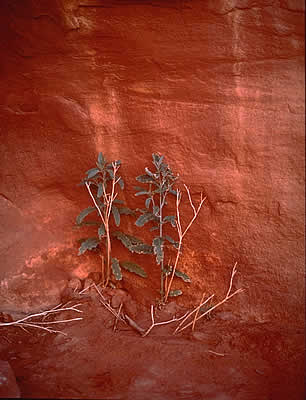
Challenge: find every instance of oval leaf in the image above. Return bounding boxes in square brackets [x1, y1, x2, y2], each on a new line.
[76, 207, 96, 225]
[118, 178, 124, 190]
[163, 215, 176, 227]
[78, 237, 100, 256]
[97, 152, 105, 164]
[87, 168, 100, 179]
[174, 270, 191, 283]
[145, 197, 151, 209]
[98, 224, 105, 239]
[135, 213, 156, 227]
[169, 289, 183, 297]
[153, 237, 164, 265]
[112, 205, 120, 227]
[164, 235, 179, 249]
[120, 261, 147, 278]
[136, 174, 156, 184]
[111, 258, 122, 281]
[106, 168, 114, 179]
[97, 183, 103, 198]
[135, 191, 149, 197]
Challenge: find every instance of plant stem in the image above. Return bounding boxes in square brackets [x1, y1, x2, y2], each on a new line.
[159, 184, 164, 302]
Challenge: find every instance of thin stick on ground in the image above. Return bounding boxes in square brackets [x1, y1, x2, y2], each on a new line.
[93, 283, 126, 324]
[192, 292, 206, 332]
[164, 186, 206, 302]
[0, 303, 83, 335]
[142, 305, 188, 337]
[175, 263, 244, 334]
[113, 303, 123, 332]
[173, 294, 215, 334]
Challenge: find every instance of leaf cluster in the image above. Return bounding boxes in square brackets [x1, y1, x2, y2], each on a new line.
[76, 152, 145, 283]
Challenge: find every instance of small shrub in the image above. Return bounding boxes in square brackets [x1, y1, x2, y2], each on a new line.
[134, 153, 204, 303]
[76, 152, 147, 286]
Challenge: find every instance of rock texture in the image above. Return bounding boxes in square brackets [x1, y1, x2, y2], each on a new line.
[0, 0, 304, 328]
[0, 360, 20, 398]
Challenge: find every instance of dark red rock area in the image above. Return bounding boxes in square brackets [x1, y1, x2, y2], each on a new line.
[0, 0, 304, 399]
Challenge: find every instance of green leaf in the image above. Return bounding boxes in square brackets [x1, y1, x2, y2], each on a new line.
[163, 215, 176, 227]
[75, 220, 100, 228]
[78, 237, 100, 255]
[135, 212, 157, 227]
[134, 186, 145, 191]
[169, 289, 183, 297]
[76, 207, 96, 225]
[118, 207, 136, 216]
[106, 168, 114, 179]
[153, 205, 159, 215]
[120, 261, 147, 278]
[87, 168, 100, 179]
[150, 226, 159, 232]
[145, 167, 156, 178]
[153, 237, 164, 265]
[136, 174, 156, 184]
[111, 258, 122, 281]
[98, 152, 105, 164]
[170, 189, 178, 196]
[112, 231, 153, 254]
[145, 198, 151, 209]
[97, 183, 103, 198]
[113, 199, 124, 204]
[152, 153, 160, 167]
[135, 191, 149, 197]
[118, 178, 124, 190]
[98, 224, 105, 239]
[175, 270, 191, 283]
[112, 205, 120, 226]
[132, 243, 153, 254]
[164, 235, 179, 249]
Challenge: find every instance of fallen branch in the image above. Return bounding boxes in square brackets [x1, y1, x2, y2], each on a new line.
[113, 303, 123, 331]
[0, 303, 83, 335]
[175, 263, 244, 334]
[93, 283, 126, 324]
[142, 305, 188, 337]
[173, 294, 215, 334]
[124, 314, 145, 335]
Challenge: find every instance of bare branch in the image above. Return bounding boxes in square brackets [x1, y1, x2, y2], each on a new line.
[142, 305, 188, 337]
[164, 186, 206, 302]
[93, 284, 126, 323]
[175, 263, 244, 334]
[85, 182, 106, 225]
[173, 294, 215, 334]
[0, 303, 83, 335]
[192, 292, 206, 332]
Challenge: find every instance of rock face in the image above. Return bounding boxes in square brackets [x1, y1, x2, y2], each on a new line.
[0, 360, 20, 398]
[0, 0, 304, 327]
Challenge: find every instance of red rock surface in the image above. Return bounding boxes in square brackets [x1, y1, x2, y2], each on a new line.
[0, 0, 304, 398]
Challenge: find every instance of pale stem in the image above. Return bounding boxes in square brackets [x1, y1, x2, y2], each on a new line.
[0, 304, 83, 335]
[176, 264, 244, 333]
[192, 292, 206, 332]
[173, 294, 215, 334]
[164, 187, 206, 302]
[142, 305, 188, 337]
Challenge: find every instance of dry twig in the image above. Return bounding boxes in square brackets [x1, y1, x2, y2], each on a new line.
[175, 263, 244, 334]
[0, 303, 83, 335]
[142, 305, 188, 337]
[93, 284, 126, 324]
[164, 186, 206, 302]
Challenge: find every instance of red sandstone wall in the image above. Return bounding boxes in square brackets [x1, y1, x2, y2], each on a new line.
[0, 0, 304, 325]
